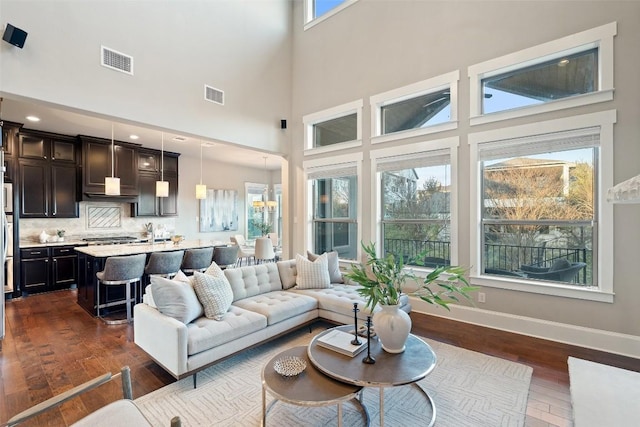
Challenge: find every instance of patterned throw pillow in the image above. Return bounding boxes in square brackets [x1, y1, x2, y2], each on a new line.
[192, 271, 233, 320]
[295, 253, 331, 289]
[204, 261, 227, 281]
[150, 276, 203, 324]
[307, 250, 344, 284]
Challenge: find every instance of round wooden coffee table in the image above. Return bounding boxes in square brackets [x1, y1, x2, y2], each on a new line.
[308, 325, 437, 427]
[261, 345, 369, 426]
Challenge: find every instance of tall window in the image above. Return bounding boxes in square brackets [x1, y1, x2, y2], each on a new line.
[470, 110, 617, 302]
[379, 150, 452, 268]
[246, 183, 267, 240]
[306, 158, 360, 260]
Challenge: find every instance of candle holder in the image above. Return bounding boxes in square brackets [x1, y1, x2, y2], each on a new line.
[362, 316, 376, 364]
[351, 303, 361, 346]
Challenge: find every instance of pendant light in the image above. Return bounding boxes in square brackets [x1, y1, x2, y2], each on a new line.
[252, 156, 277, 212]
[156, 132, 169, 197]
[195, 142, 207, 199]
[104, 124, 121, 196]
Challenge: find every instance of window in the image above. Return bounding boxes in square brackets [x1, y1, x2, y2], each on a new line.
[304, 0, 358, 29]
[469, 22, 616, 125]
[469, 111, 616, 302]
[370, 71, 459, 143]
[304, 154, 362, 260]
[304, 99, 363, 154]
[372, 138, 459, 269]
[246, 182, 267, 240]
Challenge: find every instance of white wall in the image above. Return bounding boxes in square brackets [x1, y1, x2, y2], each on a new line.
[289, 0, 640, 340]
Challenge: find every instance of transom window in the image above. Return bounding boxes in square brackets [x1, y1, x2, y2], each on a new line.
[468, 22, 616, 125]
[314, 113, 357, 147]
[304, 99, 363, 154]
[370, 71, 459, 143]
[304, 0, 358, 29]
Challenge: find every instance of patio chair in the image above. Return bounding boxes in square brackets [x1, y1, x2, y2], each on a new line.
[520, 259, 587, 283]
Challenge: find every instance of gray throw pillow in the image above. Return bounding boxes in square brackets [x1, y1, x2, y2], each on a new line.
[192, 271, 233, 320]
[295, 253, 331, 289]
[150, 276, 203, 324]
[308, 250, 344, 283]
[276, 259, 297, 290]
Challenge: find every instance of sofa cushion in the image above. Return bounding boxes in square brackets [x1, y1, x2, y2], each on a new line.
[150, 276, 203, 324]
[224, 263, 283, 301]
[295, 253, 331, 289]
[192, 272, 234, 320]
[308, 250, 343, 284]
[233, 291, 318, 325]
[186, 306, 267, 355]
[276, 259, 297, 290]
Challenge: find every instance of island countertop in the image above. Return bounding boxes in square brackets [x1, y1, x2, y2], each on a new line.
[74, 239, 230, 258]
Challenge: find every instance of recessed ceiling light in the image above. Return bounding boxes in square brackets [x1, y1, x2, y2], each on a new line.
[558, 59, 570, 67]
[26, 115, 40, 122]
[202, 142, 215, 148]
[129, 134, 139, 140]
[173, 136, 187, 142]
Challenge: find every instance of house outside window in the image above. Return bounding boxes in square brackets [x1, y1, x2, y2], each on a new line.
[469, 111, 616, 303]
[370, 71, 459, 144]
[303, 99, 363, 154]
[304, 154, 362, 261]
[468, 22, 616, 126]
[371, 138, 459, 269]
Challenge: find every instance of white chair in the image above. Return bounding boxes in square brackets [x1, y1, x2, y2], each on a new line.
[254, 237, 276, 264]
[230, 235, 255, 266]
[266, 232, 282, 260]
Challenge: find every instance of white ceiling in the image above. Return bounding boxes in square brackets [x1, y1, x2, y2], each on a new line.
[0, 96, 283, 170]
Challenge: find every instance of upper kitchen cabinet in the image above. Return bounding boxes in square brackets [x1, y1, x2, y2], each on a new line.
[132, 150, 179, 217]
[18, 130, 79, 218]
[2, 121, 21, 183]
[80, 136, 139, 199]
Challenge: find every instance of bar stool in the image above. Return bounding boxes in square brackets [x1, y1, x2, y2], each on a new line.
[96, 254, 146, 324]
[213, 245, 239, 269]
[181, 247, 214, 275]
[144, 250, 185, 279]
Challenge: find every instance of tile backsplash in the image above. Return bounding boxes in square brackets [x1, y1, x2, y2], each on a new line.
[19, 201, 176, 242]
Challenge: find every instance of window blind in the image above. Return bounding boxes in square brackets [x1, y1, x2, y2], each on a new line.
[478, 126, 600, 161]
[376, 149, 450, 172]
[306, 162, 358, 180]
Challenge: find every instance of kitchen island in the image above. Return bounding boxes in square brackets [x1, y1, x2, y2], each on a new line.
[75, 240, 228, 317]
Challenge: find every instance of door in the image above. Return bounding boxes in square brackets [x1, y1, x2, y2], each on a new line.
[19, 159, 49, 217]
[51, 164, 78, 217]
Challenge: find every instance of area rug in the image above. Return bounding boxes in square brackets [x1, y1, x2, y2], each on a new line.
[568, 356, 640, 427]
[135, 326, 532, 426]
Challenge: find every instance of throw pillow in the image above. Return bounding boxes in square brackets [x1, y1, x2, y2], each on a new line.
[192, 271, 233, 320]
[173, 270, 193, 285]
[276, 259, 297, 290]
[295, 253, 331, 290]
[307, 250, 344, 283]
[150, 276, 203, 324]
[204, 261, 227, 282]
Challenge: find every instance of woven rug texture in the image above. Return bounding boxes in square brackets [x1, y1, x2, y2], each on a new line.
[135, 326, 532, 427]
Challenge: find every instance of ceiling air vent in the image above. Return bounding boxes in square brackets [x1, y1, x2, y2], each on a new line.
[204, 85, 224, 105]
[101, 46, 134, 75]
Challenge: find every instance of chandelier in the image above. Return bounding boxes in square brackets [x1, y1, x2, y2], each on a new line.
[253, 156, 277, 212]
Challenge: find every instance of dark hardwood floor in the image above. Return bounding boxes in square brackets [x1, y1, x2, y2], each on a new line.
[1, 290, 638, 426]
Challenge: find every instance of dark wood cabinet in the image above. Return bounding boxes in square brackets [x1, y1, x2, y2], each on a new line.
[132, 152, 179, 217]
[21, 246, 80, 295]
[17, 130, 78, 218]
[2, 121, 20, 182]
[81, 137, 138, 198]
[138, 149, 159, 172]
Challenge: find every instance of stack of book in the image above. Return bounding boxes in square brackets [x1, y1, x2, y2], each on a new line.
[316, 329, 367, 357]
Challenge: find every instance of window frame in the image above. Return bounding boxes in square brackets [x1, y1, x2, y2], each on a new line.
[303, 99, 363, 155]
[304, 0, 359, 31]
[370, 137, 459, 272]
[468, 110, 616, 303]
[468, 22, 616, 126]
[245, 182, 268, 240]
[370, 71, 460, 144]
[303, 152, 363, 261]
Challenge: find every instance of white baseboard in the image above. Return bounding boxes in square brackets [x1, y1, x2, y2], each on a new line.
[411, 298, 640, 360]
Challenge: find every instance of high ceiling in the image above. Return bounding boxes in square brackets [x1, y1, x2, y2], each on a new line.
[0, 97, 283, 170]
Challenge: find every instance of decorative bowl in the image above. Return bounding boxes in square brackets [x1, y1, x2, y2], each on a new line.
[273, 356, 306, 377]
[170, 235, 184, 245]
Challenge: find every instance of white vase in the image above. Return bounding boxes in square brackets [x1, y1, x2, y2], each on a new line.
[372, 304, 412, 353]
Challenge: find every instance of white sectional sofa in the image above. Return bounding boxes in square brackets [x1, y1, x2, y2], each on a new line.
[133, 258, 410, 386]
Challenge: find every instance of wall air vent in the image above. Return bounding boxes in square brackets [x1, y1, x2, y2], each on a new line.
[204, 85, 224, 105]
[101, 46, 134, 75]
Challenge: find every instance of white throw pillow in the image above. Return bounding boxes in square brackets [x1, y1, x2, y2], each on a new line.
[150, 276, 203, 324]
[307, 250, 344, 284]
[295, 253, 331, 289]
[173, 270, 194, 285]
[192, 271, 234, 320]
